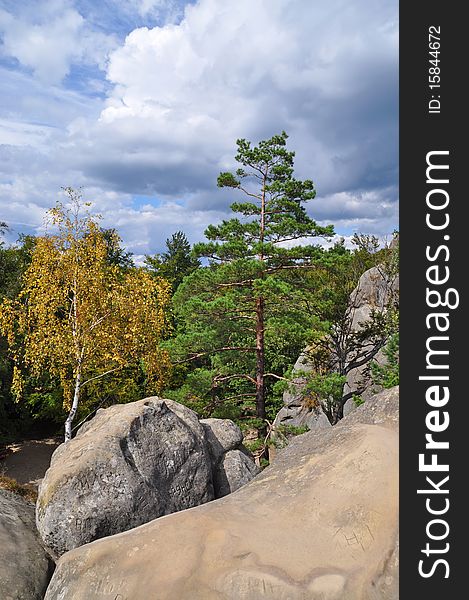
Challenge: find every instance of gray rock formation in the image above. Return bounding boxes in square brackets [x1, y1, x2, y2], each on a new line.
[273, 351, 332, 431]
[276, 258, 399, 428]
[36, 399, 259, 558]
[343, 265, 399, 408]
[0, 490, 54, 600]
[44, 387, 399, 600]
[201, 418, 260, 497]
[201, 418, 244, 462]
[213, 449, 260, 497]
[37, 397, 215, 557]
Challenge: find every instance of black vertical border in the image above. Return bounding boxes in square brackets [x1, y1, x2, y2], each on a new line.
[400, 1, 465, 596]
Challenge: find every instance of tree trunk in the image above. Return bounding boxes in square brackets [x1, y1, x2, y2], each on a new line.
[255, 296, 266, 434]
[65, 368, 81, 442]
[255, 169, 267, 438]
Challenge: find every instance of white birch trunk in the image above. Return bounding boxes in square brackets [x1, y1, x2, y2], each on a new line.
[64, 368, 81, 442]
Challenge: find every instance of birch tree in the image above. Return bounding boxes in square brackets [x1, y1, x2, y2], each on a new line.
[0, 189, 172, 440]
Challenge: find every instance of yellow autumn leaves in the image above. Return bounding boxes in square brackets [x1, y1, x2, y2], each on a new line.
[0, 191, 172, 425]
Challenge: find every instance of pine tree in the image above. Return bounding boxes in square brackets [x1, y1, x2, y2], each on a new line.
[145, 231, 200, 291]
[170, 132, 333, 435]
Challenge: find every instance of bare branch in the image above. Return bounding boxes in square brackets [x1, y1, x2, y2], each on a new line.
[216, 279, 254, 288]
[264, 372, 289, 382]
[213, 373, 257, 385]
[88, 312, 111, 332]
[172, 346, 257, 365]
[80, 366, 121, 388]
[238, 186, 262, 200]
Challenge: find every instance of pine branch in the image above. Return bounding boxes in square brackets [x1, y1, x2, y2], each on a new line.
[172, 346, 257, 364]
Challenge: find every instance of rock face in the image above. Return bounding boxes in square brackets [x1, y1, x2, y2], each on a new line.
[0, 490, 54, 600]
[37, 398, 215, 557]
[201, 419, 260, 497]
[45, 387, 399, 600]
[343, 265, 399, 408]
[276, 260, 399, 428]
[213, 449, 260, 498]
[273, 351, 333, 431]
[37, 398, 258, 558]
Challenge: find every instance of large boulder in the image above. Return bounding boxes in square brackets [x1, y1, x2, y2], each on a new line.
[37, 397, 215, 557]
[201, 419, 260, 497]
[0, 490, 54, 600]
[45, 387, 399, 600]
[213, 449, 260, 497]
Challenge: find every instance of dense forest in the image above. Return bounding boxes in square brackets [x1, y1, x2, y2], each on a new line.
[0, 133, 399, 455]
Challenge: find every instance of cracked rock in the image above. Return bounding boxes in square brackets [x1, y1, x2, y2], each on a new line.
[36, 397, 214, 557]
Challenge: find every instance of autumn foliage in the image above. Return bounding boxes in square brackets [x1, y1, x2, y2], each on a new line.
[0, 190, 172, 440]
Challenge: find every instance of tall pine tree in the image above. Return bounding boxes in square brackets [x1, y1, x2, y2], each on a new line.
[169, 132, 333, 434]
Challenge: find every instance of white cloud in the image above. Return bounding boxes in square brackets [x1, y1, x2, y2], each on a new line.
[0, 1, 117, 84]
[0, 119, 55, 147]
[68, 0, 397, 200]
[0, 0, 398, 255]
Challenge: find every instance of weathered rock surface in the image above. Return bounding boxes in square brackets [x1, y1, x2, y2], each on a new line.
[343, 265, 399, 403]
[201, 419, 260, 497]
[276, 259, 399, 429]
[213, 449, 260, 497]
[349, 266, 399, 331]
[0, 490, 54, 600]
[273, 351, 333, 431]
[45, 387, 399, 600]
[37, 397, 215, 557]
[201, 418, 244, 462]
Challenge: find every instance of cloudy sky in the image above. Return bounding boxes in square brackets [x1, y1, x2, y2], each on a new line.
[0, 0, 398, 260]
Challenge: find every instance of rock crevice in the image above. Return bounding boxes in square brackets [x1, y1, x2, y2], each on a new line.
[36, 397, 258, 558]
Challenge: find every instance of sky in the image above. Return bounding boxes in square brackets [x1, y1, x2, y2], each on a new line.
[0, 0, 398, 261]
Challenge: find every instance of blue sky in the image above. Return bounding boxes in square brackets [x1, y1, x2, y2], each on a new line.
[0, 0, 398, 261]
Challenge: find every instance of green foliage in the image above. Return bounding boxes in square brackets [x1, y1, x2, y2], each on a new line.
[371, 332, 399, 388]
[100, 228, 134, 269]
[0, 231, 37, 440]
[353, 394, 364, 407]
[301, 371, 347, 421]
[145, 231, 200, 291]
[165, 132, 333, 436]
[274, 423, 308, 438]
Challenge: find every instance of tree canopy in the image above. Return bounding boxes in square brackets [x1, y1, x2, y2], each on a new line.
[145, 231, 200, 291]
[165, 132, 333, 442]
[0, 189, 172, 440]
[0, 137, 399, 455]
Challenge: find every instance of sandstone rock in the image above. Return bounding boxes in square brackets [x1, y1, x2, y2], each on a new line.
[273, 351, 332, 431]
[349, 267, 399, 331]
[276, 259, 399, 430]
[45, 387, 399, 600]
[344, 265, 399, 401]
[201, 418, 259, 497]
[275, 403, 332, 431]
[213, 449, 260, 497]
[201, 418, 244, 462]
[0, 490, 54, 600]
[342, 396, 356, 416]
[36, 397, 214, 557]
